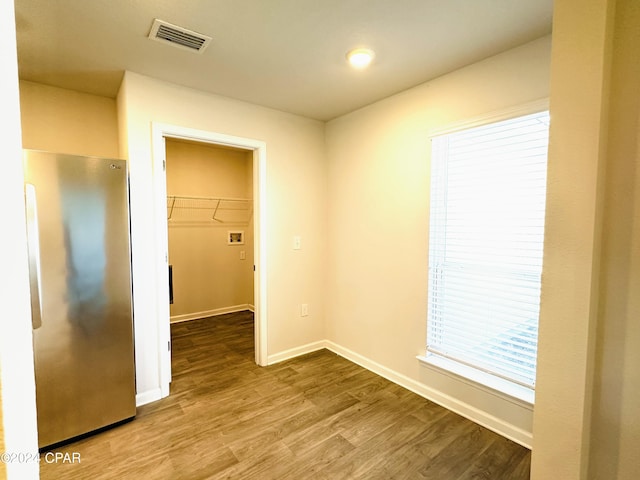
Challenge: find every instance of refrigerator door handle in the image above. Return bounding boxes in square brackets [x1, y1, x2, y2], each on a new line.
[25, 183, 43, 330]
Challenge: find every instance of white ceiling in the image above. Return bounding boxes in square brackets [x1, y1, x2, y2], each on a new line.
[14, 0, 553, 121]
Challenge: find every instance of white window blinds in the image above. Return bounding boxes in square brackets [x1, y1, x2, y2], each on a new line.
[427, 110, 549, 390]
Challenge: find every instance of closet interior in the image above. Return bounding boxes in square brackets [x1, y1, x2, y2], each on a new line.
[165, 138, 254, 323]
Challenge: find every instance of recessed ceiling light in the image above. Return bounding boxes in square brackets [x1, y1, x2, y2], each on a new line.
[346, 48, 375, 69]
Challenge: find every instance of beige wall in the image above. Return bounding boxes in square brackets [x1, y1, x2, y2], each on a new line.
[1, 0, 40, 477]
[532, 1, 640, 479]
[118, 71, 327, 398]
[19, 80, 120, 158]
[588, 0, 640, 477]
[325, 36, 552, 445]
[531, 0, 613, 478]
[166, 140, 254, 319]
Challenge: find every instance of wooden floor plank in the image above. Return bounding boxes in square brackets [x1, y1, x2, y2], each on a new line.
[39, 311, 531, 479]
[456, 435, 530, 480]
[416, 424, 497, 479]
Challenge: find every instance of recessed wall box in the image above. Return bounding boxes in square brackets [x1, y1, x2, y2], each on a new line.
[228, 231, 244, 245]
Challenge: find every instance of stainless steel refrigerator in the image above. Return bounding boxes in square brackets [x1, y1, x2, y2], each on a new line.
[23, 149, 136, 449]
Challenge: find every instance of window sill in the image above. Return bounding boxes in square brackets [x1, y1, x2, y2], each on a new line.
[417, 353, 534, 407]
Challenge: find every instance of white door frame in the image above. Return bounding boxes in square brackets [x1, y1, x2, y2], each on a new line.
[151, 122, 268, 395]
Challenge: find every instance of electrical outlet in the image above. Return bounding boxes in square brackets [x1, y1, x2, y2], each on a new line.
[301, 304, 309, 317]
[293, 236, 301, 250]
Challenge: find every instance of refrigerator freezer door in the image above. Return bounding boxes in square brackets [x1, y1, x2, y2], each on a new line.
[23, 150, 136, 449]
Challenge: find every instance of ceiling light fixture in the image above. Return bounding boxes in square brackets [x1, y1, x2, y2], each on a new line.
[346, 48, 375, 69]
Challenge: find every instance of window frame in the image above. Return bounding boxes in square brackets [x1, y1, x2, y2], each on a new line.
[419, 98, 550, 406]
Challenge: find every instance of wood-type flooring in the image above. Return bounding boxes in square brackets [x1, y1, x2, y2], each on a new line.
[40, 311, 531, 479]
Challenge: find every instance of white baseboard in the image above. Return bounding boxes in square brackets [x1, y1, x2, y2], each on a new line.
[267, 340, 327, 365]
[136, 388, 162, 407]
[170, 304, 253, 323]
[323, 341, 532, 449]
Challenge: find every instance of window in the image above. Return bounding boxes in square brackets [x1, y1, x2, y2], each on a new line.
[426, 108, 549, 403]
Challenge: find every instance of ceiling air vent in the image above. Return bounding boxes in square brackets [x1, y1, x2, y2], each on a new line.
[148, 19, 212, 53]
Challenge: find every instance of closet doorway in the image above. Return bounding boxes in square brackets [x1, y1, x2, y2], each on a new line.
[166, 138, 255, 321]
[151, 124, 267, 395]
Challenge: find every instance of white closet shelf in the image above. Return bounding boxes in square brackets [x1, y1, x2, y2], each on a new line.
[167, 195, 252, 224]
